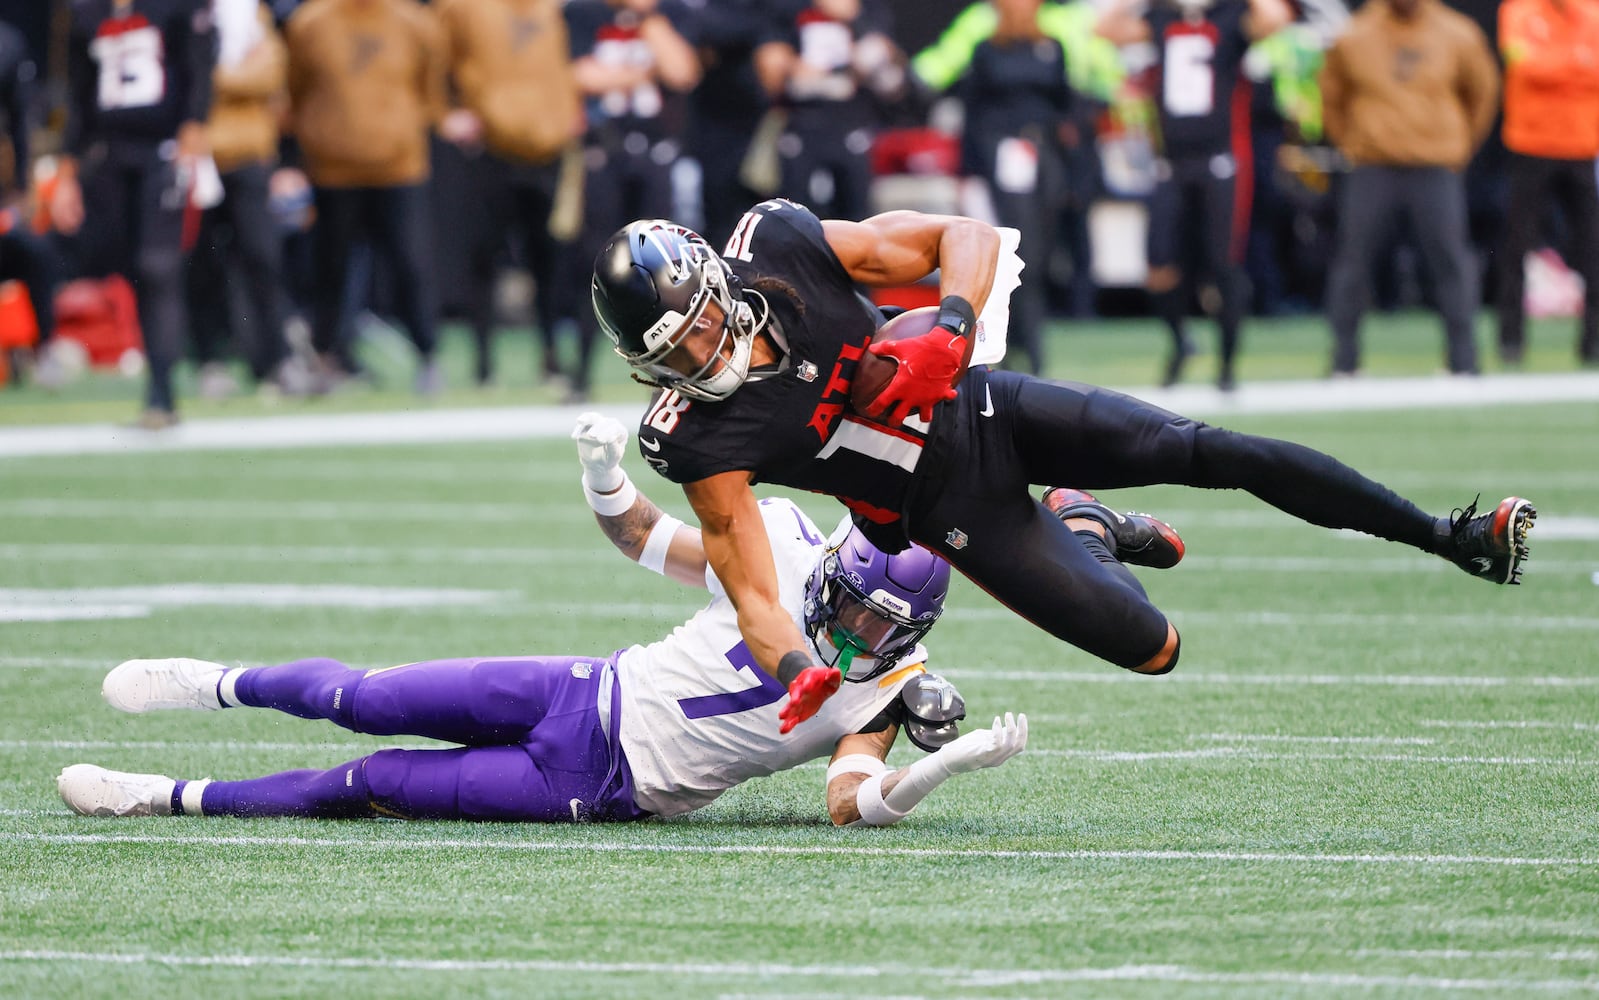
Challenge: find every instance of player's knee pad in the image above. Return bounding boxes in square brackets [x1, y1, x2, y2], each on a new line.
[1135, 636, 1180, 676]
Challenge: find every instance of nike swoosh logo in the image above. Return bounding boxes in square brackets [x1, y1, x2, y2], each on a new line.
[979, 384, 995, 418]
[639, 436, 662, 452]
[1472, 557, 1494, 573]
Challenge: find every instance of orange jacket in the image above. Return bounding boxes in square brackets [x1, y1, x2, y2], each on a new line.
[1500, 0, 1599, 159]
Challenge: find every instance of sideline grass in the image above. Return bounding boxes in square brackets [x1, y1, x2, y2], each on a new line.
[2, 309, 1594, 426]
[1, 397, 1596, 998]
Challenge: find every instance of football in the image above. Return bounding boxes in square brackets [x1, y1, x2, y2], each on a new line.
[849, 305, 975, 417]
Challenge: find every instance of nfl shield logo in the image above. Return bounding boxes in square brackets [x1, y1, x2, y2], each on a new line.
[945, 528, 968, 550]
[797, 361, 819, 382]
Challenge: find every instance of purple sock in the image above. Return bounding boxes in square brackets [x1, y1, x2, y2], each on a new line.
[232, 658, 362, 727]
[198, 758, 374, 818]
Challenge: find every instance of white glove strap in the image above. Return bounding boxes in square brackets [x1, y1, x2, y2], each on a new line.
[638, 514, 684, 575]
[826, 753, 887, 784]
[882, 753, 953, 814]
[851, 771, 910, 827]
[583, 474, 637, 517]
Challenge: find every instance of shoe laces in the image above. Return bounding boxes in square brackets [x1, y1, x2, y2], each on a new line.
[1447, 494, 1492, 551]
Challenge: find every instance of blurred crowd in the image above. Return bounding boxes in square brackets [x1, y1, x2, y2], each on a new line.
[0, 0, 1596, 425]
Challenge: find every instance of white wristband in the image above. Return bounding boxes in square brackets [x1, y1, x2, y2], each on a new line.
[826, 753, 887, 784]
[638, 514, 684, 575]
[852, 771, 910, 827]
[584, 474, 637, 517]
[882, 753, 953, 814]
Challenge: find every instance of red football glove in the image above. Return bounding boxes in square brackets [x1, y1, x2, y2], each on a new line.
[777, 665, 843, 734]
[865, 329, 966, 425]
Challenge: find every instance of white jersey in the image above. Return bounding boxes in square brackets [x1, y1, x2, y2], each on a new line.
[616, 498, 927, 817]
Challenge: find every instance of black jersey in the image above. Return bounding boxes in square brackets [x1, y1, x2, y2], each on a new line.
[1145, 0, 1251, 160]
[66, 0, 215, 157]
[566, 0, 697, 142]
[636, 199, 942, 546]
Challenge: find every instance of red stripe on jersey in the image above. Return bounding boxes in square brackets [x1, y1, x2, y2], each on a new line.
[840, 496, 899, 525]
[839, 413, 923, 445]
[1228, 78, 1253, 264]
[96, 14, 154, 38]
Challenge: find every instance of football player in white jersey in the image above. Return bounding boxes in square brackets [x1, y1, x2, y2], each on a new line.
[55, 415, 1027, 826]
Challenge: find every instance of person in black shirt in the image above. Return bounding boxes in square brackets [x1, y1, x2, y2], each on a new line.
[912, 0, 1079, 376]
[57, 0, 216, 427]
[0, 20, 57, 378]
[756, 0, 902, 225]
[564, 0, 701, 404]
[1099, 0, 1290, 391]
[589, 199, 1536, 731]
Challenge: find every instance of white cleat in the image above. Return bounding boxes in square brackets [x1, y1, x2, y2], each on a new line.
[103, 658, 228, 713]
[57, 764, 176, 817]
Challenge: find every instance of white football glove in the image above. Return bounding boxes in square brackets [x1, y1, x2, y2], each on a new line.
[571, 411, 629, 493]
[852, 712, 1029, 826]
[935, 712, 1029, 775]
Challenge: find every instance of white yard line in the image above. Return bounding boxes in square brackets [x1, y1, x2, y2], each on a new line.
[956, 669, 1599, 686]
[0, 497, 537, 522]
[1421, 720, 1599, 732]
[0, 542, 594, 565]
[0, 950, 1592, 992]
[7, 543, 1598, 574]
[1025, 748, 1590, 765]
[4, 831, 1597, 868]
[5, 738, 1584, 767]
[3, 373, 1599, 459]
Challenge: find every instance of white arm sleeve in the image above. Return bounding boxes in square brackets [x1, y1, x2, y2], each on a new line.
[850, 713, 1029, 826]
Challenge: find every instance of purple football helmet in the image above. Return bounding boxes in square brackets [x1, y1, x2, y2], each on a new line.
[804, 528, 950, 681]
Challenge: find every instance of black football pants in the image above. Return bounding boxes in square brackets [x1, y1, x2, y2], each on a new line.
[907, 370, 1439, 669]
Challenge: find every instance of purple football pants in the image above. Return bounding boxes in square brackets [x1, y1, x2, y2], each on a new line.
[195, 656, 647, 822]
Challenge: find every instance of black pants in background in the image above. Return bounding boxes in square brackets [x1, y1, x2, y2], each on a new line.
[188, 161, 288, 382]
[77, 145, 191, 413]
[457, 150, 563, 384]
[310, 183, 437, 368]
[574, 131, 676, 395]
[1496, 152, 1599, 363]
[1325, 165, 1479, 375]
[981, 129, 1068, 376]
[0, 226, 58, 351]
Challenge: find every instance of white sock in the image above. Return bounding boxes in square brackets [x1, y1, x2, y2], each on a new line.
[180, 778, 210, 816]
[217, 668, 245, 708]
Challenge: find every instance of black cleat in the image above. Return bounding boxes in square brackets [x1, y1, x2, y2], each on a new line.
[1043, 487, 1186, 569]
[1436, 495, 1537, 585]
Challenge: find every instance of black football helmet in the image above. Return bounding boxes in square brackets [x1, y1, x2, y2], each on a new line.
[590, 220, 769, 402]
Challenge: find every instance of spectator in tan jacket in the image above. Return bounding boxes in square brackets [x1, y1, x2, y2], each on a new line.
[189, 0, 301, 398]
[1318, 0, 1499, 377]
[286, 0, 447, 392]
[1496, 0, 1599, 367]
[436, 0, 582, 388]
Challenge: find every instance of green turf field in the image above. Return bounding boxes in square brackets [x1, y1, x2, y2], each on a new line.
[2, 316, 1598, 998]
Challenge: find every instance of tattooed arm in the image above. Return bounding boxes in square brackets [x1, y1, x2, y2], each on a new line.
[574, 412, 710, 590]
[593, 486, 711, 590]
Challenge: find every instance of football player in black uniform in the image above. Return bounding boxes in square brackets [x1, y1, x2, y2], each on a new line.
[590, 200, 1536, 730]
[59, 0, 217, 427]
[1099, 0, 1291, 391]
